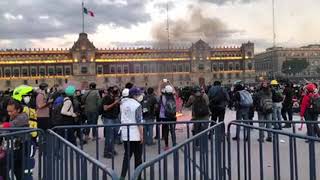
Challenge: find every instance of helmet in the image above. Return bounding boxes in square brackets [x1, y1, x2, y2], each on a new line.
[306, 83, 316, 93]
[271, 80, 279, 85]
[233, 80, 243, 85]
[12, 85, 33, 102]
[164, 85, 174, 94]
[65, 85, 76, 96]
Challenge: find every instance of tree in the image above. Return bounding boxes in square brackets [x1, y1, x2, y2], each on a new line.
[282, 58, 309, 75]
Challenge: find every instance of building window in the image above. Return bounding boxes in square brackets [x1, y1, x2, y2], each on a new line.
[123, 65, 129, 74]
[213, 74, 217, 79]
[135, 65, 140, 73]
[56, 67, 63, 75]
[39, 67, 46, 76]
[97, 66, 103, 74]
[228, 73, 232, 79]
[110, 66, 115, 74]
[143, 64, 149, 73]
[248, 63, 253, 70]
[198, 64, 204, 70]
[235, 64, 240, 70]
[159, 64, 165, 73]
[178, 64, 183, 72]
[219, 73, 224, 79]
[13, 69, 20, 77]
[229, 63, 233, 71]
[65, 67, 71, 75]
[185, 64, 190, 72]
[212, 64, 218, 71]
[172, 64, 177, 72]
[151, 64, 157, 73]
[31, 68, 37, 76]
[81, 67, 88, 74]
[48, 67, 55, 76]
[219, 63, 224, 71]
[117, 65, 122, 74]
[166, 64, 172, 72]
[5, 69, 11, 77]
[22, 68, 28, 76]
[236, 73, 240, 78]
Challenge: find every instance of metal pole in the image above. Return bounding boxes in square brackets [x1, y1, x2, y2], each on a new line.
[82, 1, 84, 33]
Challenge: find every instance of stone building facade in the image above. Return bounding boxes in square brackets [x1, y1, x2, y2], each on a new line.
[0, 33, 255, 89]
[255, 45, 320, 80]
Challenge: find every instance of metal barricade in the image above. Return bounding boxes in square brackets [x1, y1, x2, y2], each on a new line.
[227, 120, 320, 180]
[130, 122, 225, 180]
[0, 128, 46, 180]
[46, 129, 119, 180]
[52, 120, 212, 180]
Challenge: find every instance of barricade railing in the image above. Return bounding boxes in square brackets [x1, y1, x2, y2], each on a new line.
[131, 122, 226, 180]
[51, 120, 212, 180]
[227, 120, 320, 180]
[0, 128, 46, 180]
[46, 129, 119, 180]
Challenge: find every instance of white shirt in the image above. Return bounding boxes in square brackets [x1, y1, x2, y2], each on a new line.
[120, 98, 143, 141]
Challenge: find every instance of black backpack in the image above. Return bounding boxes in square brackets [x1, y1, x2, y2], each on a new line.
[51, 98, 72, 126]
[209, 89, 225, 107]
[193, 95, 210, 117]
[142, 95, 152, 116]
[162, 95, 176, 119]
[310, 95, 320, 114]
[272, 89, 284, 102]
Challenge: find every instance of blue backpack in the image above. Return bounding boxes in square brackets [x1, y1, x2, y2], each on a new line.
[239, 90, 253, 108]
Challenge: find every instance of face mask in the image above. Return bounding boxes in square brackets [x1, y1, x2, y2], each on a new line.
[136, 95, 144, 102]
[23, 96, 31, 104]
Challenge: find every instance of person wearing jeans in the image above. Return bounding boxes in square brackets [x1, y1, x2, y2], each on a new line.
[101, 86, 120, 158]
[271, 80, 283, 130]
[82, 83, 101, 140]
[142, 88, 158, 145]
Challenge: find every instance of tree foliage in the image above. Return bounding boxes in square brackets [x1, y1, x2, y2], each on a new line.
[282, 58, 309, 75]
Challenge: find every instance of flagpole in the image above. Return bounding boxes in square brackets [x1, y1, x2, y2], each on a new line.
[82, 1, 84, 33]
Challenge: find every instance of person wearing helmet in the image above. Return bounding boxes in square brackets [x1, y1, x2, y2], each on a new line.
[159, 85, 177, 151]
[271, 80, 284, 130]
[60, 85, 77, 145]
[300, 83, 320, 138]
[36, 83, 53, 130]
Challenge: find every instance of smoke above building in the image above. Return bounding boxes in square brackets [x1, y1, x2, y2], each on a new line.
[151, 6, 237, 47]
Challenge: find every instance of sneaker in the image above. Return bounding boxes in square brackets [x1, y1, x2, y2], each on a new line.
[232, 136, 239, 141]
[266, 137, 272, 142]
[103, 153, 114, 159]
[257, 139, 264, 143]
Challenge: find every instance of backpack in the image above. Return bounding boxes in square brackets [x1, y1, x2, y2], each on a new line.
[51, 97, 71, 126]
[193, 95, 209, 117]
[309, 95, 320, 114]
[272, 89, 284, 102]
[239, 90, 253, 108]
[23, 106, 38, 137]
[162, 95, 176, 119]
[142, 95, 152, 115]
[260, 97, 273, 113]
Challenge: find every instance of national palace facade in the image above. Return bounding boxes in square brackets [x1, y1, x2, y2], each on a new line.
[0, 33, 255, 89]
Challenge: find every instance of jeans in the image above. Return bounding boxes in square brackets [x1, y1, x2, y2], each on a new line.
[281, 105, 293, 122]
[160, 118, 176, 147]
[103, 118, 117, 155]
[304, 109, 320, 137]
[120, 141, 142, 180]
[84, 111, 99, 138]
[144, 119, 155, 145]
[210, 106, 226, 126]
[258, 112, 272, 140]
[235, 107, 250, 138]
[272, 103, 282, 129]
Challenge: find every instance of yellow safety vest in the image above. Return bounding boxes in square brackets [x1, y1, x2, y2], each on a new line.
[23, 106, 38, 137]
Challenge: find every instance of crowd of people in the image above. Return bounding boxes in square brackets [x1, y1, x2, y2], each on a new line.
[0, 78, 320, 180]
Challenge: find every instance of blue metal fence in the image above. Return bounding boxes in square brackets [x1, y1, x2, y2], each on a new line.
[227, 120, 320, 180]
[46, 129, 119, 180]
[130, 122, 225, 180]
[0, 128, 46, 180]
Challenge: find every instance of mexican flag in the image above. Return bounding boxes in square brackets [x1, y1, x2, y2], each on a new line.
[83, 7, 94, 17]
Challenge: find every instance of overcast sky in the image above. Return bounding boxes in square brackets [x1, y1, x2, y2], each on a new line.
[0, 0, 319, 52]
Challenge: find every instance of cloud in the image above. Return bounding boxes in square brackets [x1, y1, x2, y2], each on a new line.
[0, 0, 150, 39]
[151, 5, 240, 47]
[198, 0, 257, 5]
